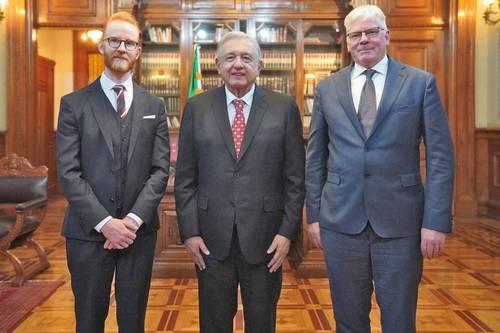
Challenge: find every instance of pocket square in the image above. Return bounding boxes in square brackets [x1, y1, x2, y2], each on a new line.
[143, 115, 156, 119]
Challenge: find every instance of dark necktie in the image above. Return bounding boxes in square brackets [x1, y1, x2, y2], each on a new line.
[112, 85, 126, 118]
[358, 69, 377, 137]
[231, 99, 246, 157]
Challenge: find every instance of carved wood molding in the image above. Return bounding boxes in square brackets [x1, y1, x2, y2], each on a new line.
[0, 153, 48, 177]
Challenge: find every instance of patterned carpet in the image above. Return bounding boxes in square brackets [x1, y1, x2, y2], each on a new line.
[0, 280, 63, 332]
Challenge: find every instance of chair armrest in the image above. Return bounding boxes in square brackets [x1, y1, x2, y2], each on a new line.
[15, 197, 48, 213]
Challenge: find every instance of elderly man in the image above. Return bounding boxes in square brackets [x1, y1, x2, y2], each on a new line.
[306, 5, 454, 333]
[175, 31, 305, 333]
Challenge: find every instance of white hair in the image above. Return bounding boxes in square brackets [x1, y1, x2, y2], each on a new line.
[344, 5, 387, 32]
[216, 31, 262, 61]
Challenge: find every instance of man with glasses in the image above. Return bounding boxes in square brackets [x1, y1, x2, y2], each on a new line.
[175, 31, 305, 333]
[57, 11, 170, 333]
[306, 5, 454, 332]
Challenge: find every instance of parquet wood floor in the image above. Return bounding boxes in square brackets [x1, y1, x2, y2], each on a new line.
[1, 196, 499, 332]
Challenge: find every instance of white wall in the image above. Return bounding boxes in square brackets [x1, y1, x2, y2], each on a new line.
[37, 29, 74, 130]
[475, 0, 500, 128]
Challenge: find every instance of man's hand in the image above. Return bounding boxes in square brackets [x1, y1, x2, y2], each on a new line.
[101, 218, 137, 250]
[421, 227, 446, 260]
[184, 236, 210, 270]
[267, 234, 291, 273]
[307, 222, 322, 249]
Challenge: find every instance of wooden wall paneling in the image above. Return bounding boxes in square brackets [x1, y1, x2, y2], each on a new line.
[249, 0, 299, 10]
[381, 0, 448, 28]
[37, 0, 109, 27]
[187, 0, 238, 10]
[36, 56, 56, 193]
[73, 31, 100, 91]
[448, 0, 477, 217]
[0, 133, 5, 157]
[488, 131, 500, 218]
[388, 29, 447, 106]
[113, 0, 183, 14]
[476, 130, 489, 216]
[7, 0, 37, 160]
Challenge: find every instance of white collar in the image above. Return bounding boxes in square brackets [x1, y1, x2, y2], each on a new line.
[352, 55, 389, 78]
[225, 84, 256, 107]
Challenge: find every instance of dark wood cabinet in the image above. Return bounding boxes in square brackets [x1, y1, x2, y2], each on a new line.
[36, 0, 109, 27]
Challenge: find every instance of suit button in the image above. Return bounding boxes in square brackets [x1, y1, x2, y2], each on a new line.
[234, 172, 239, 178]
[364, 173, 370, 177]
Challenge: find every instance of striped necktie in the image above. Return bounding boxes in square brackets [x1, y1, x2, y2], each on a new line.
[112, 85, 126, 118]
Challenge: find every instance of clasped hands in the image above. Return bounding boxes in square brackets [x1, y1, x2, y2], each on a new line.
[184, 234, 291, 273]
[101, 217, 139, 250]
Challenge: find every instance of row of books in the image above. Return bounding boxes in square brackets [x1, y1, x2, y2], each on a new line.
[141, 53, 180, 70]
[256, 76, 294, 95]
[167, 116, 181, 128]
[147, 26, 175, 43]
[162, 96, 180, 114]
[304, 52, 342, 70]
[200, 50, 217, 70]
[257, 27, 290, 43]
[304, 71, 331, 95]
[202, 76, 224, 90]
[262, 50, 295, 70]
[143, 76, 179, 95]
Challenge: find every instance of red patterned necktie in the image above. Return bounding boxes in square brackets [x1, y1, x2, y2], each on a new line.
[232, 99, 246, 157]
[112, 85, 126, 118]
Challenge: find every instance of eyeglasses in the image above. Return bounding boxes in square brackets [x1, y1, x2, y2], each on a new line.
[105, 37, 139, 50]
[220, 54, 256, 65]
[346, 27, 385, 41]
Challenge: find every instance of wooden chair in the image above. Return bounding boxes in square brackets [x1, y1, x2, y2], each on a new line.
[0, 153, 49, 286]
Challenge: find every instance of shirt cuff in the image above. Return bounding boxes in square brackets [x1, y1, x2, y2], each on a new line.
[95, 216, 112, 233]
[127, 213, 144, 228]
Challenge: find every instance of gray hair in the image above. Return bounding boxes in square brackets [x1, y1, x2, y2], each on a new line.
[344, 5, 387, 32]
[216, 31, 262, 62]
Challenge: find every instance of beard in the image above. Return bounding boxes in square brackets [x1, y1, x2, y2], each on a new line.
[104, 51, 137, 74]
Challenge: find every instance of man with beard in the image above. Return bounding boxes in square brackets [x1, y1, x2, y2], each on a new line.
[56, 12, 170, 333]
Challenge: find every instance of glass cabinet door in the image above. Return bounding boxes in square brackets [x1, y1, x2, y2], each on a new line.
[302, 21, 344, 132]
[249, 20, 298, 97]
[140, 22, 182, 130]
[190, 20, 240, 91]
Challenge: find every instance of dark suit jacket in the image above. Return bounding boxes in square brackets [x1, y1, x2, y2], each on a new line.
[57, 78, 170, 241]
[306, 58, 455, 237]
[174, 86, 305, 264]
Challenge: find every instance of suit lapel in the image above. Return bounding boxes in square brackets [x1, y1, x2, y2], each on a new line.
[237, 86, 267, 161]
[127, 83, 147, 163]
[337, 65, 366, 140]
[88, 78, 115, 158]
[211, 87, 237, 160]
[369, 58, 407, 139]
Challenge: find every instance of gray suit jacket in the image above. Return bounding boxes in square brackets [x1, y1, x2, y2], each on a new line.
[306, 58, 454, 237]
[174, 86, 305, 264]
[56, 78, 170, 241]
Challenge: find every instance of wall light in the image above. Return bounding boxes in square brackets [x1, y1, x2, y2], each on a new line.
[81, 30, 103, 43]
[483, 0, 500, 25]
[0, 0, 7, 22]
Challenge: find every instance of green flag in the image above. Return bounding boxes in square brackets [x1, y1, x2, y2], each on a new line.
[188, 44, 203, 97]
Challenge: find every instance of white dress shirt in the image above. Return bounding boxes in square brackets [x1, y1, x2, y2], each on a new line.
[351, 55, 388, 113]
[225, 84, 255, 124]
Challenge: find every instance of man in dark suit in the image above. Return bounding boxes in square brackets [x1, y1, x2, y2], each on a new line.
[56, 12, 170, 333]
[175, 31, 305, 333]
[306, 5, 454, 333]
